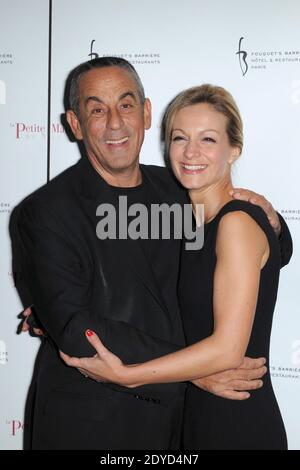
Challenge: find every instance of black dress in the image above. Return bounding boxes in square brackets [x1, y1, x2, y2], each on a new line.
[179, 200, 287, 450]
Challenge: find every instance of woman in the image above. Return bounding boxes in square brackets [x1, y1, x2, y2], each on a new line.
[62, 84, 288, 449]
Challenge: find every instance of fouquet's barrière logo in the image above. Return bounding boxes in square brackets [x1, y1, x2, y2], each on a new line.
[89, 40, 99, 60]
[236, 37, 248, 76]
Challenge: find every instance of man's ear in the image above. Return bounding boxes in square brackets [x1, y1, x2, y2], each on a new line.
[66, 110, 83, 140]
[143, 98, 152, 130]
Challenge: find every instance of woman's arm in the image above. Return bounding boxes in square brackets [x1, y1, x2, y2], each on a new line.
[61, 211, 269, 387]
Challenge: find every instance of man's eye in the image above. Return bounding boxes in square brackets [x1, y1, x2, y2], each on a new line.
[92, 108, 103, 114]
[121, 103, 132, 109]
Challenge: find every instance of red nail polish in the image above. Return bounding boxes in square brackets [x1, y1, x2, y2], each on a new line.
[86, 330, 94, 337]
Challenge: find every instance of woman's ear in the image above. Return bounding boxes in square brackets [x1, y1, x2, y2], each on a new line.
[228, 147, 240, 165]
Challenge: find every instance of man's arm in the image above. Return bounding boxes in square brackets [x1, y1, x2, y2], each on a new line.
[16, 201, 183, 361]
[10, 206, 33, 309]
[230, 189, 293, 266]
[9, 206, 41, 336]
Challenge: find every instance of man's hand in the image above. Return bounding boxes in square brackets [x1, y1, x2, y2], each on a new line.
[229, 188, 281, 236]
[17, 306, 44, 336]
[191, 357, 267, 400]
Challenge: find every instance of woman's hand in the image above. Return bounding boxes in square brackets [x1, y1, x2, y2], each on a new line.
[59, 330, 134, 386]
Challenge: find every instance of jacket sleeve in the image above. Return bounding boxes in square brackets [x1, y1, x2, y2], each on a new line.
[10, 205, 34, 310]
[277, 212, 293, 268]
[16, 201, 182, 361]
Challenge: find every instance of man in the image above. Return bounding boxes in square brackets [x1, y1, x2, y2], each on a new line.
[12, 57, 292, 450]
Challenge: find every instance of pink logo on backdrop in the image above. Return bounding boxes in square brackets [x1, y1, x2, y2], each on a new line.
[6, 419, 24, 436]
[12, 122, 45, 139]
[10, 122, 65, 139]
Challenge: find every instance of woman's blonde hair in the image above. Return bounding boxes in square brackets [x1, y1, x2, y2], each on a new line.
[161, 84, 243, 159]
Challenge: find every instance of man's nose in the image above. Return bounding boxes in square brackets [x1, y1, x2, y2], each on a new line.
[106, 108, 123, 130]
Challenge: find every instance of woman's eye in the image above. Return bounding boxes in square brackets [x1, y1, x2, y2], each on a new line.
[203, 137, 216, 143]
[172, 136, 185, 141]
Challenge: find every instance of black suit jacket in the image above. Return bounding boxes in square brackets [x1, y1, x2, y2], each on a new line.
[12, 157, 191, 406]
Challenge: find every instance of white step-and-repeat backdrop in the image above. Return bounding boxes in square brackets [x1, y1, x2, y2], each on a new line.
[0, 0, 299, 449]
